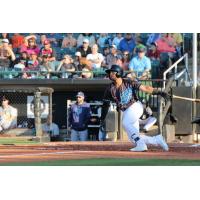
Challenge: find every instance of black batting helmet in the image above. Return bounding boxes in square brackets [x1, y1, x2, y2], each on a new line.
[105, 65, 123, 78]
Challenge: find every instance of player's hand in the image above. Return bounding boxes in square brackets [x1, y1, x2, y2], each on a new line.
[152, 90, 171, 101]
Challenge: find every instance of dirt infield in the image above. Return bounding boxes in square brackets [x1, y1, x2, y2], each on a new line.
[0, 141, 200, 164]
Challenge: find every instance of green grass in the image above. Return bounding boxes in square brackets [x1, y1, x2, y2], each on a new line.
[2, 158, 200, 166]
[0, 138, 39, 145]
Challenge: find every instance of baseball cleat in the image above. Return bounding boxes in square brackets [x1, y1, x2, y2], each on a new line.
[130, 140, 148, 152]
[156, 134, 169, 151]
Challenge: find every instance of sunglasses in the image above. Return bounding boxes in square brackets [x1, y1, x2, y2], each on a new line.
[123, 54, 129, 56]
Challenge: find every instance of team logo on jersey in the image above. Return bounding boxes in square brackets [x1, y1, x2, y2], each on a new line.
[120, 88, 132, 105]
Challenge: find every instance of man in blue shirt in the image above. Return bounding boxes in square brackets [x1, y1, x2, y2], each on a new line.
[119, 33, 136, 53]
[69, 92, 91, 141]
[129, 45, 151, 79]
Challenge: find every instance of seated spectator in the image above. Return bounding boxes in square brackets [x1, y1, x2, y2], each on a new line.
[156, 33, 176, 54]
[20, 36, 40, 56]
[0, 33, 10, 46]
[156, 33, 177, 70]
[129, 45, 151, 80]
[77, 33, 96, 47]
[61, 33, 77, 48]
[39, 55, 57, 78]
[86, 44, 104, 70]
[68, 92, 91, 141]
[39, 40, 56, 62]
[105, 45, 122, 68]
[56, 55, 76, 78]
[119, 33, 136, 53]
[147, 42, 160, 60]
[0, 39, 16, 70]
[74, 52, 83, 71]
[29, 52, 39, 68]
[77, 38, 92, 58]
[146, 33, 161, 47]
[38, 34, 47, 48]
[42, 115, 59, 141]
[102, 46, 110, 57]
[11, 33, 24, 49]
[171, 33, 183, 58]
[97, 33, 108, 50]
[14, 51, 28, 67]
[22, 60, 39, 79]
[121, 50, 131, 71]
[0, 96, 17, 132]
[112, 33, 124, 48]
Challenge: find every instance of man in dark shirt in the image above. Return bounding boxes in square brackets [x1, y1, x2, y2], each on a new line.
[100, 64, 169, 152]
[68, 91, 91, 141]
[77, 38, 92, 58]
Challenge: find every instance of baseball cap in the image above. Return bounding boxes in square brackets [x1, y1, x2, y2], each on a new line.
[75, 52, 81, 57]
[136, 44, 146, 53]
[76, 91, 85, 98]
[110, 44, 117, 49]
[2, 39, 9, 43]
[83, 38, 89, 43]
[44, 40, 50, 45]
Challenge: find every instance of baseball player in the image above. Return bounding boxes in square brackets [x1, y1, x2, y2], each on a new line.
[100, 64, 169, 152]
[139, 100, 157, 132]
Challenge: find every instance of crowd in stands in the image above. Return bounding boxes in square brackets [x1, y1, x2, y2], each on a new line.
[0, 33, 189, 80]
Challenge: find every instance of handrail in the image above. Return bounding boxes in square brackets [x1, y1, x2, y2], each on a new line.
[163, 53, 191, 89]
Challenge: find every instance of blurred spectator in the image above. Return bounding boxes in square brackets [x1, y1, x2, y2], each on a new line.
[0, 39, 16, 70]
[97, 33, 108, 50]
[56, 55, 76, 78]
[171, 33, 183, 58]
[0, 96, 17, 132]
[119, 33, 136, 53]
[147, 42, 160, 60]
[11, 33, 24, 49]
[112, 33, 123, 48]
[61, 33, 77, 48]
[156, 33, 177, 69]
[146, 33, 161, 47]
[39, 55, 57, 78]
[74, 52, 82, 71]
[47, 33, 59, 46]
[39, 40, 56, 62]
[77, 33, 96, 47]
[42, 115, 59, 141]
[102, 46, 110, 57]
[86, 44, 104, 70]
[0, 33, 10, 46]
[22, 60, 39, 79]
[129, 45, 151, 80]
[156, 33, 176, 54]
[38, 34, 47, 48]
[14, 51, 28, 67]
[81, 68, 93, 79]
[20, 36, 40, 56]
[29, 52, 39, 68]
[68, 92, 91, 141]
[105, 45, 122, 68]
[77, 38, 92, 58]
[121, 50, 131, 71]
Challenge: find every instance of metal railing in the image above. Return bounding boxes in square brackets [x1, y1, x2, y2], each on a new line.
[163, 53, 191, 89]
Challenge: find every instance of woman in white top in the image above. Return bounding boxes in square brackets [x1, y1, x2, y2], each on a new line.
[86, 44, 104, 70]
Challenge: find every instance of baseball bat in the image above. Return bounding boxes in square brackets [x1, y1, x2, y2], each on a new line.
[173, 95, 200, 102]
